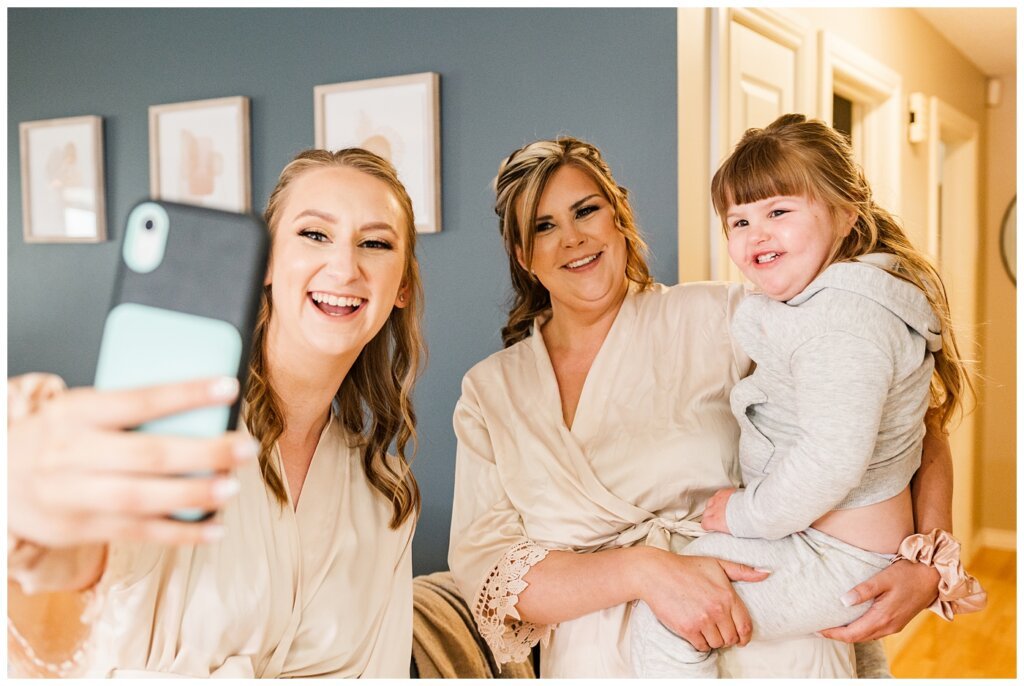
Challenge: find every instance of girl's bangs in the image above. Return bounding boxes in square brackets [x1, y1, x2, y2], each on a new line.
[728, 155, 814, 207]
[715, 141, 817, 213]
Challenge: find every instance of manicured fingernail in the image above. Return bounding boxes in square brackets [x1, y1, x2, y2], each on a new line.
[813, 631, 824, 638]
[202, 524, 225, 541]
[840, 591, 859, 607]
[209, 377, 239, 401]
[233, 438, 259, 462]
[755, 568, 772, 574]
[213, 478, 240, 501]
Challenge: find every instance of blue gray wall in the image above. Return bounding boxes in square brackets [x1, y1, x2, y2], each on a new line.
[8, 8, 678, 575]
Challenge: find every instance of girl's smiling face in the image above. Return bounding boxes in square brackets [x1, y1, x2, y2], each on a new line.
[266, 165, 408, 361]
[726, 194, 853, 301]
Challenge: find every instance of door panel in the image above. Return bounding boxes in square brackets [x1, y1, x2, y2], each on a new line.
[720, 17, 804, 282]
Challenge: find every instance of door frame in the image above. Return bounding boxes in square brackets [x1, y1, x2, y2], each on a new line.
[818, 31, 903, 216]
[927, 96, 980, 560]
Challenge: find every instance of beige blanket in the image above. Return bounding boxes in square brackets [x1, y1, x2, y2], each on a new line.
[412, 571, 535, 678]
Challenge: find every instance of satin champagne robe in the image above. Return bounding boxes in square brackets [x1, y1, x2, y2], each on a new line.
[448, 283, 858, 678]
[8, 375, 414, 678]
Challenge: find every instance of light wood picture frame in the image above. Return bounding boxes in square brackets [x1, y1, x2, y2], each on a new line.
[149, 96, 251, 213]
[315, 72, 441, 233]
[19, 115, 107, 243]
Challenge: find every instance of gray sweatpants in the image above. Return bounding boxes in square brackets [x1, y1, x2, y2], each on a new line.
[629, 528, 893, 678]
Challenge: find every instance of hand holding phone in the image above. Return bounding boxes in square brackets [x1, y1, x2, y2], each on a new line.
[8, 376, 256, 549]
[94, 200, 269, 521]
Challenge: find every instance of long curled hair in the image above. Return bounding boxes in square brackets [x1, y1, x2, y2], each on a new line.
[245, 148, 423, 528]
[710, 113, 972, 430]
[493, 137, 654, 347]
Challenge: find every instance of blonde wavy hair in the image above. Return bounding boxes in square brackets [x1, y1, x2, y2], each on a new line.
[245, 148, 423, 528]
[710, 113, 972, 430]
[493, 137, 654, 347]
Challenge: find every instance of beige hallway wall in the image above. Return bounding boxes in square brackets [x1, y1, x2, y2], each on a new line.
[793, 8, 987, 251]
[979, 73, 1016, 536]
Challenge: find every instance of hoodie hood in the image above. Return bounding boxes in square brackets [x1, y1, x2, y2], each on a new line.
[786, 253, 943, 352]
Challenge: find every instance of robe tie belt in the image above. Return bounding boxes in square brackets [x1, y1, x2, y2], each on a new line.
[597, 517, 707, 554]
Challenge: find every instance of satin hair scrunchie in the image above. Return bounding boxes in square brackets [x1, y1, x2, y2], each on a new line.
[892, 529, 988, 620]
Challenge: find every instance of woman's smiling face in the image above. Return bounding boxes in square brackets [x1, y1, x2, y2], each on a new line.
[519, 164, 628, 314]
[266, 165, 408, 361]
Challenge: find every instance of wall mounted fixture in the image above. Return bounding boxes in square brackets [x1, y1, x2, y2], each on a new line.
[908, 92, 926, 143]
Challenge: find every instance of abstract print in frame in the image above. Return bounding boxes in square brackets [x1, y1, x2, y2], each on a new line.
[149, 96, 251, 213]
[315, 72, 441, 233]
[20, 115, 107, 243]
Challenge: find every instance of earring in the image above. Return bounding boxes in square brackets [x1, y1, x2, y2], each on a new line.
[398, 293, 407, 303]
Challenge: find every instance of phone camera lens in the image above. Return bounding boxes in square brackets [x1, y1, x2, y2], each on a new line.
[144, 219, 155, 231]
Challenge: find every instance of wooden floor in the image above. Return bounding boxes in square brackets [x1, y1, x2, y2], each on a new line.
[888, 547, 1016, 678]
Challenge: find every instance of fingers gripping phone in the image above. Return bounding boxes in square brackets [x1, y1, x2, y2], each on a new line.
[94, 200, 269, 521]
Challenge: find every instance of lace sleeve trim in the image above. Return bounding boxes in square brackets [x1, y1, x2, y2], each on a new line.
[472, 540, 551, 666]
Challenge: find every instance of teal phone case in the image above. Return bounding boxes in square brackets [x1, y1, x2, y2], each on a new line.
[95, 200, 268, 521]
[95, 304, 242, 436]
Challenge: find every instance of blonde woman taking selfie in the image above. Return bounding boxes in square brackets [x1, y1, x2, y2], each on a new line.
[9, 148, 424, 678]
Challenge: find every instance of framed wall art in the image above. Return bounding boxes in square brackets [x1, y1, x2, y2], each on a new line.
[315, 72, 441, 233]
[20, 115, 107, 243]
[149, 96, 251, 213]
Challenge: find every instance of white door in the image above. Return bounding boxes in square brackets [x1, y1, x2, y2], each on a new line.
[713, 8, 813, 282]
[729, 23, 796, 140]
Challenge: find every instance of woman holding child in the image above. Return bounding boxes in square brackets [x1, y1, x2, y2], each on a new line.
[448, 121, 980, 678]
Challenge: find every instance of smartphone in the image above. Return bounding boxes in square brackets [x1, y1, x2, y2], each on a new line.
[94, 200, 269, 520]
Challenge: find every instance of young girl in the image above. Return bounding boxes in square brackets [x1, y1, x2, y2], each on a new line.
[628, 114, 987, 677]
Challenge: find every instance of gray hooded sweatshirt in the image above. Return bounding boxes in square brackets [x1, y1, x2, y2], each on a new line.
[724, 253, 942, 540]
